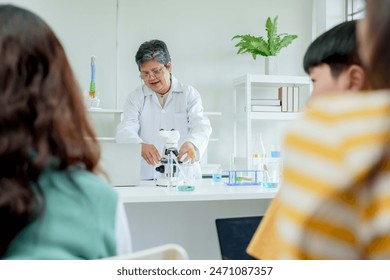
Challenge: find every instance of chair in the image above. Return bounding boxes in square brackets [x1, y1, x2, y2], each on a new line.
[215, 216, 263, 260]
[104, 243, 189, 260]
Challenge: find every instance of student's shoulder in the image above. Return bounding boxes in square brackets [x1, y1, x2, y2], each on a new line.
[44, 167, 117, 199]
[307, 90, 390, 121]
[290, 90, 390, 168]
[286, 90, 390, 155]
[72, 168, 115, 190]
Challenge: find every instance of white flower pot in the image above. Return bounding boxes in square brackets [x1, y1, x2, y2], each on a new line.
[264, 56, 278, 75]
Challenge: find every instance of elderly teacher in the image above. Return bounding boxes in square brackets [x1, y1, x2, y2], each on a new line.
[116, 39, 212, 180]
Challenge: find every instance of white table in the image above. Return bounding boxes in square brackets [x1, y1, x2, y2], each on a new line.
[116, 179, 278, 259]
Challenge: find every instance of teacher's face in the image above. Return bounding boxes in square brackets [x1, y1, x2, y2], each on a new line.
[139, 60, 172, 94]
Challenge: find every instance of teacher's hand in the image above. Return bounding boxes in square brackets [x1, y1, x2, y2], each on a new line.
[141, 143, 161, 165]
[178, 141, 196, 164]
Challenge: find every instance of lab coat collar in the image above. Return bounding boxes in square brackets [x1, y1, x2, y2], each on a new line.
[142, 75, 183, 108]
[165, 75, 183, 108]
[142, 75, 183, 97]
[170, 75, 183, 95]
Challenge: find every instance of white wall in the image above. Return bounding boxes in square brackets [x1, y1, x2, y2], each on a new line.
[2, 0, 314, 169]
[312, 0, 347, 39]
[326, 0, 346, 29]
[0, 0, 118, 109]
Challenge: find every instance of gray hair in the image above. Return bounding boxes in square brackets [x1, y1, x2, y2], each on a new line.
[135, 40, 171, 70]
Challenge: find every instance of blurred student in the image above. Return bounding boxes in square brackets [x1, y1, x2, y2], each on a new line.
[303, 20, 366, 98]
[247, 20, 374, 259]
[0, 5, 131, 259]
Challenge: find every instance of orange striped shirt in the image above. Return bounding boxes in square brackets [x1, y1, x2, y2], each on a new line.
[247, 90, 390, 259]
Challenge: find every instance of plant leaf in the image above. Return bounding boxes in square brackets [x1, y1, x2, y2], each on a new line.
[266, 16, 278, 56]
[275, 35, 298, 53]
[232, 15, 297, 59]
[250, 39, 270, 56]
[232, 34, 270, 58]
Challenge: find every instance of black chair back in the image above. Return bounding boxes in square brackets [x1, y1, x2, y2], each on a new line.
[215, 216, 263, 260]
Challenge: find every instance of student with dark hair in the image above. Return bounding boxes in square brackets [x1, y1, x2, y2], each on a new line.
[0, 4, 131, 259]
[250, 0, 390, 259]
[116, 39, 212, 180]
[303, 20, 366, 97]
[247, 20, 374, 260]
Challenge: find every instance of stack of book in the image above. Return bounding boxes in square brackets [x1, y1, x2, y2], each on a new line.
[278, 86, 300, 112]
[251, 86, 300, 113]
[251, 98, 281, 112]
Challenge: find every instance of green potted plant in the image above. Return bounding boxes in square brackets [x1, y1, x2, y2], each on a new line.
[232, 16, 298, 74]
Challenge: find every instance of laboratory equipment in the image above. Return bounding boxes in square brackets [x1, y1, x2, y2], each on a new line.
[251, 153, 260, 170]
[270, 144, 281, 158]
[259, 132, 267, 157]
[261, 157, 280, 188]
[176, 185, 195, 192]
[225, 160, 280, 187]
[155, 129, 184, 187]
[226, 170, 262, 186]
[177, 162, 196, 189]
[212, 167, 223, 184]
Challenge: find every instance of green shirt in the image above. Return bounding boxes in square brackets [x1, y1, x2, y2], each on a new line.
[4, 167, 118, 259]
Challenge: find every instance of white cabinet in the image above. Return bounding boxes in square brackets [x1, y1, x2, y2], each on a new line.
[233, 74, 311, 169]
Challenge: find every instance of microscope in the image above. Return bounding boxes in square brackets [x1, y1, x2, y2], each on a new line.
[155, 129, 184, 187]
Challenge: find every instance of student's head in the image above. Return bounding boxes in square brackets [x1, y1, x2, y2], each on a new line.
[358, 0, 390, 89]
[0, 5, 99, 256]
[303, 20, 365, 97]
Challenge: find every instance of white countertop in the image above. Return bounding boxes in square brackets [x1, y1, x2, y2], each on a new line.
[115, 179, 278, 203]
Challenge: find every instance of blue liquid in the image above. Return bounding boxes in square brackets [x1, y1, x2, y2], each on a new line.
[212, 173, 222, 183]
[176, 185, 195, 191]
[271, 151, 281, 158]
[262, 182, 278, 188]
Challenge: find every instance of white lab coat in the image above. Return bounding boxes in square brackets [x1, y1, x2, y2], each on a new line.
[116, 75, 212, 180]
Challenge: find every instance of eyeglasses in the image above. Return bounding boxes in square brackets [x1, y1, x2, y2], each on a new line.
[139, 66, 166, 80]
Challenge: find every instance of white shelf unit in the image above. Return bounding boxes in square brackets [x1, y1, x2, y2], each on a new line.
[204, 111, 221, 142]
[201, 111, 222, 175]
[233, 74, 311, 169]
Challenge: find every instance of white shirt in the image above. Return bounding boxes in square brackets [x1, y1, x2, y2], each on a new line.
[116, 75, 212, 180]
[115, 200, 132, 255]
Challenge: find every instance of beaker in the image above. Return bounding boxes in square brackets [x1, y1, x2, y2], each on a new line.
[177, 163, 195, 187]
[212, 168, 223, 184]
[262, 160, 280, 188]
[270, 144, 281, 158]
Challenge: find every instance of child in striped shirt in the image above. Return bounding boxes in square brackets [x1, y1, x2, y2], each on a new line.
[248, 21, 374, 259]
